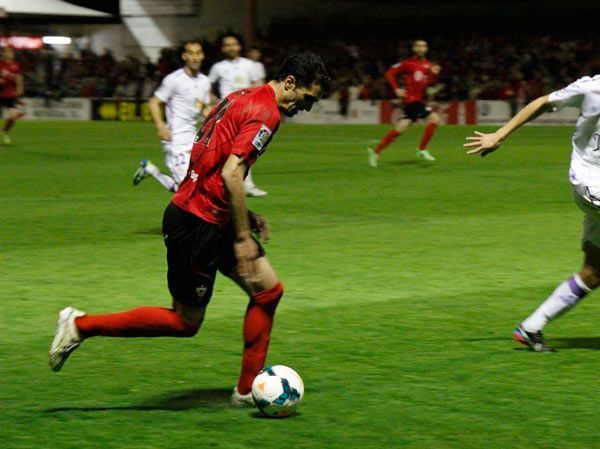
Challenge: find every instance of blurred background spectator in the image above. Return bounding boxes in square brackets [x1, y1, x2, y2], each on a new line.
[13, 30, 599, 103]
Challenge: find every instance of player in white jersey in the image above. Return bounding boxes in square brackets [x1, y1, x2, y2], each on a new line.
[208, 33, 267, 197]
[247, 46, 266, 84]
[133, 40, 212, 192]
[465, 75, 600, 352]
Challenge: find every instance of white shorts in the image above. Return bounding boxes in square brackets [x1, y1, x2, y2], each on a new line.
[572, 184, 600, 248]
[162, 136, 194, 184]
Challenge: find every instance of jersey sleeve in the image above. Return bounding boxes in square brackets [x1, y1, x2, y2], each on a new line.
[153, 75, 174, 102]
[231, 109, 279, 165]
[548, 78, 587, 110]
[384, 62, 405, 90]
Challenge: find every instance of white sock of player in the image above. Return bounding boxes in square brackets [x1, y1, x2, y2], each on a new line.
[144, 162, 178, 192]
[244, 169, 257, 190]
[521, 273, 591, 333]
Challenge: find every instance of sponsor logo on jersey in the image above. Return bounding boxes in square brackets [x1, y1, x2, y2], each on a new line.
[252, 124, 272, 152]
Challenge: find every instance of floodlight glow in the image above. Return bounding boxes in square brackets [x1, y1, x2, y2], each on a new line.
[42, 36, 71, 45]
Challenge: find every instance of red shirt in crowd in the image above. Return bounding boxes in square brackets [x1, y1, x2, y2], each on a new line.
[384, 56, 437, 103]
[0, 60, 22, 98]
[172, 84, 281, 224]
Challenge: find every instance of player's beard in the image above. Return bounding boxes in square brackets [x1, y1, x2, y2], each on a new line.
[281, 106, 297, 117]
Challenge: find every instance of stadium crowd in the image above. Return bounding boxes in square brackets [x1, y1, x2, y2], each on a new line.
[16, 31, 599, 103]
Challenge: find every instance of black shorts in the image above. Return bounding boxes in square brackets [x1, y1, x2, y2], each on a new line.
[0, 97, 16, 108]
[162, 202, 265, 307]
[402, 102, 432, 121]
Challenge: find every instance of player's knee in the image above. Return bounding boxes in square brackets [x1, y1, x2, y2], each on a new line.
[176, 311, 204, 336]
[428, 113, 440, 124]
[394, 123, 407, 133]
[180, 320, 201, 337]
[173, 300, 206, 337]
[251, 282, 284, 313]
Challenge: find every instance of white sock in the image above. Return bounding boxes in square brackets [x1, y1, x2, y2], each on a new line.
[145, 162, 178, 192]
[244, 169, 256, 191]
[521, 273, 592, 333]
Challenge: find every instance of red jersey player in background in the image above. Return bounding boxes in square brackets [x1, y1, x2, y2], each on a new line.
[0, 47, 24, 144]
[368, 39, 441, 167]
[49, 51, 330, 407]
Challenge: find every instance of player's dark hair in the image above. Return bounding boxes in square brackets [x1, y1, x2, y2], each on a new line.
[219, 32, 244, 48]
[179, 39, 203, 55]
[272, 51, 331, 94]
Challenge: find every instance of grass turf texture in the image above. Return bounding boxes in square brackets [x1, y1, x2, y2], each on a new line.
[1, 121, 598, 448]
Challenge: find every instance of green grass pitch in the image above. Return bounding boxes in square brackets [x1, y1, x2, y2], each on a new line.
[1, 121, 599, 448]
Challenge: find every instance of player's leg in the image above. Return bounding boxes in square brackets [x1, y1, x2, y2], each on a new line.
[49, 203, 215, 371]
[2, 104, 20, 143]
[221, 247, 282, 401]
[514, 245, 598, 352]
[244, 168, 268, 197]
[164, 146, 191, 190]
[416, 111, 439, 161]
[515, 189, 600, 351]
[133, 141, 179, 191]
[49, 301, 206, 372]
[368, 118, 412, 167]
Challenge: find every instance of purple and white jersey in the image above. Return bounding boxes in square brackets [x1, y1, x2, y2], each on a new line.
[548, 75, 600, 186]
[153, 68, 211, 144]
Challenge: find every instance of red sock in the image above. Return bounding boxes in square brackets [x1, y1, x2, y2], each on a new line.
[74, 307, 199, 338]
[419, 123, 438, 150]
[237, 282, 284, 394]
[375, 129, 400, 154]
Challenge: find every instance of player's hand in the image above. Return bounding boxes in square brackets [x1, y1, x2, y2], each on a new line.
[464, 131, 503, 157]
[431, 64, 441, 75]
[157, 124, 172, 141]
[394, 88, 406, 99]
[249, 212, 270, 242]
[234, 237, 260, 282]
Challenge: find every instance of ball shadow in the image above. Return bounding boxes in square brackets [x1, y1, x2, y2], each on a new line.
[250, 411, 303, 419]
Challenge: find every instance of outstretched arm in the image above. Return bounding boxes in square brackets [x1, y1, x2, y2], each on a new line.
[464, 95, 552, 156]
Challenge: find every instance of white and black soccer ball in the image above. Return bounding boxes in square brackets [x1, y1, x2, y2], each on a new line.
[251, 365, 304, 418]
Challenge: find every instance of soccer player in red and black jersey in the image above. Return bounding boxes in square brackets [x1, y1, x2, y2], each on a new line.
[49, 52, 330, 406]
[368, 39, 441, 167]
[0, 47, 24, 144]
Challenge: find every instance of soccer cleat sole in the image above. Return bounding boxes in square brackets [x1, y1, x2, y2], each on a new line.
[132, 160, 149, 185]
[512, 327, 555, 352]
[49, 343, 80, 372]
[49, 307, 83, 371]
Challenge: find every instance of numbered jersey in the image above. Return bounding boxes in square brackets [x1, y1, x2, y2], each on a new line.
[548, 75, 600, 186]
[171, 84, 281, 224]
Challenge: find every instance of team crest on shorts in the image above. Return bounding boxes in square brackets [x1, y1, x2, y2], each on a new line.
[252, 124, 272, 152]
